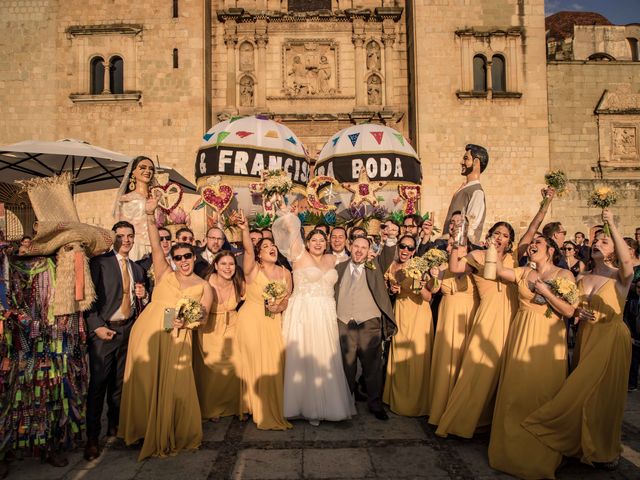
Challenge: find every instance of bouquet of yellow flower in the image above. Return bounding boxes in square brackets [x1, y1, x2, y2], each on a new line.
[541, 170, 568, 208]
[263, 170, 293, 198]
[402, 256, 430, 293]
[176, 297, 205, 325]
[262, 280, 288, 317]
[423, 248, 448, 289]
[544, 277, 579, 318]
[588, 186, 619, 236]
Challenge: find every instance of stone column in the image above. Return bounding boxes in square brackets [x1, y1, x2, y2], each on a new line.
[255, 18, 268, 109]
[101, 60, 111, 94]
[382, 20, 396, 107]
[224, 20, 238, 110]
[352, 19, 366, 107]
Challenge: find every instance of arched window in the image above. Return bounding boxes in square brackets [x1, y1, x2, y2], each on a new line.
[90, 57, 104, 94]
[173, 0, 179, 18]
[587, 52, 615, 61]
[628, 38, 639, 62]
[109, 56, 124, 94]
[473, 55, 487, 92]
[173, 48, 179, 68]
[491, 55, 506, 92]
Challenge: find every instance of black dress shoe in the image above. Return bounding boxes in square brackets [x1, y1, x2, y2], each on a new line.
[371, 409, 389, 421]
[83, 439, 101, 461]
[354, 390, 368, 402]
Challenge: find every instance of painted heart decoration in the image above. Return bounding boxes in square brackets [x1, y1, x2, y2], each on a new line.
[201, 183, 234, 213]
[150, 182, 183, 214]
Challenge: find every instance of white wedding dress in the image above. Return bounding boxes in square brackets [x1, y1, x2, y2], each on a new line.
[273, 213, 355, 422]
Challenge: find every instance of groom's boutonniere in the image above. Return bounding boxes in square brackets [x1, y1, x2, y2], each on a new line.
[365, 260, 376, 271]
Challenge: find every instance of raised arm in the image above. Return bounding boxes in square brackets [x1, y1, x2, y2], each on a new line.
[517, 188, 554, 261]
[449, 245, 472, 274]
[146, 196, 171, 283]
[272, 211, 307, 265]
[237, 210, 257, 278]
[495, 247, 516, 283]
[603, 209, 634, 289]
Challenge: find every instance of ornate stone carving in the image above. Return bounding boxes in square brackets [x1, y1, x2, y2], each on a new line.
[613, 126, 637, 157]
[366, 41, 381, 71]
[239, 42, 254, 71]
[367, 75, 382, 105]
[282, 39, 338, 97]
[596, 86, 640, 113]
[239, 75, 254, 107]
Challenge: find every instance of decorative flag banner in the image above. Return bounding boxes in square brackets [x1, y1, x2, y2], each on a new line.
[236, 131, 253, 138]
[331, 136, 340, 147]
[348, 133, 360, 147]
[203, 132, 215, 142]
[370, 131, 384, 145]
[216, 131, 231, 144]
[256, 114, 270, 120]
[286, 136, 297, 145]
[229, 116, 243, 123]
[393, 133, 405, 146]
[265, 130, 279, 139]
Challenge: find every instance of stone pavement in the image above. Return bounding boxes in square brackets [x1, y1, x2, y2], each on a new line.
[6, 392, 640, 480]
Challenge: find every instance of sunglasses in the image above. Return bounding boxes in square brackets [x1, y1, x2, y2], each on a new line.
[159, 235, 171, 242]
[173, 252, 194, 261]
[179, 237, 194, 242]
[398, 244, 416, 251]
[561, 247, 574, 251]
[403, 224, 417, 228]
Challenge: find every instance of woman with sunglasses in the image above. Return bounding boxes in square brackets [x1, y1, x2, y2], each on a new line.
[112, 156, 157, 261]
[193, 251, 245, 422]
[562, 240, 586, 278]
[523, 209, 633, 472]
[235, 210, 293, 430]
[382, 235, 436, 416]
[488, 235, 575, 479]
[119, 194, 213, 460]
[435, 222, 518, 438]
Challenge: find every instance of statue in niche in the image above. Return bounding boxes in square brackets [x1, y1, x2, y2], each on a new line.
[288, 55, 310, 95]
[367, 75, 382, 105]
[366, 41, 381, 71]
[317, 55, 332, 94]
[614, 127, 637, 157]
[239, 42, 254, 72]
[239, 76, 254, 106]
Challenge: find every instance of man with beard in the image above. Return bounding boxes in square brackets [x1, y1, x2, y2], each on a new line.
[443, 144, 488, 246]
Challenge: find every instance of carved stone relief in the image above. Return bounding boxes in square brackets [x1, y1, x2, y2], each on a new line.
[366, 41, 381, 71]
[283, 39, 338, 97]
[613, 126, 637, 158]
[239, 41, 254, 72]
[239, 75, 254, 106]
[367, 74, 382, 105]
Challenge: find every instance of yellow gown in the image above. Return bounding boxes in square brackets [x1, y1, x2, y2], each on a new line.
[193, 291, 241, 419]
[236, 268, 292, 430]
[119, 272, 203, 461]
[428, 270, 478, 425]
[488, 267, 567, 479]
[435, 253, 518, 438]
[383, 269, 433, 416]
[523, 277, 632, 465]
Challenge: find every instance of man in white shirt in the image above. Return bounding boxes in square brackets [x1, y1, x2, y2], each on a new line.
[330, 226, 350, 264]
[195, 226, 225, 277]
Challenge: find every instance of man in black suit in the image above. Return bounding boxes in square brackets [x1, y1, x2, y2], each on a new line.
[84, 221, 146, 461]
[194, 226, 226, 277]
[335, 235, 396, 420]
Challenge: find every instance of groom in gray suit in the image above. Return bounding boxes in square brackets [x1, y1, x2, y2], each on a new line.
[335, 235, 396, 420]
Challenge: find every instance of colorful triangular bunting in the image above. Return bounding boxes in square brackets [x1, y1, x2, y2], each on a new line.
[348, 133, 360, 147]
[331, 136, 340, 147]
[265, 130, 279, 139]
[228, 116, 243, 123]
[216, 131, 230, 144]
[393, 133, 405, 146]
[236, 131, 254, 138]
[203, 132, 214, 142]
[286, 136, 297, 145]
[370, 131, 384, 145]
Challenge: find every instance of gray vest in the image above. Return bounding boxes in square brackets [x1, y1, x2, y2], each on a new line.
[337, 265, 380, 323]
[443, 182, 486, 244]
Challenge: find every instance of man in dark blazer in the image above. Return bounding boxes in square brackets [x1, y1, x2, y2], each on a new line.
[335, 235, 396, 420]
[84, 221, 146, 461]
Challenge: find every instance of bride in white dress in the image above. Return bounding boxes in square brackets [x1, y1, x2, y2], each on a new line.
[272, 211, 355, 425]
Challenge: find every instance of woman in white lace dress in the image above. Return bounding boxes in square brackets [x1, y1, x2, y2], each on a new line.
[272, 211, 355, 425]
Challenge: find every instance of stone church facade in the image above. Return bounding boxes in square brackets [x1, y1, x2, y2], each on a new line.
[0, 1, 638, 238]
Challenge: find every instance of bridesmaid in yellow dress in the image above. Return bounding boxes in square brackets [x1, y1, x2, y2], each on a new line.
[428, 244, 479, 426]
[523, 209, 633, 471]
[235, 210, 293, 430]
[193, 251, 245, 421]
[436, 222, 518, 438]
[383, 235, 435, 416]
[488, 235, 576, 479]
[119, 195, 213, 460]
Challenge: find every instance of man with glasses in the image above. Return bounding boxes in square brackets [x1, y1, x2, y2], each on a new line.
[175, 227, 195, 245]
[195, 226, 226, 277]
[401, 214, 422, 239]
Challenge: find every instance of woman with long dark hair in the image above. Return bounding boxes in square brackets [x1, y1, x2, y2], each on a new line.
[562, 240, 586, 278]
[488, 235, 576, 478]
[193, 251, 245, 421]
[435, 222, 518, 438]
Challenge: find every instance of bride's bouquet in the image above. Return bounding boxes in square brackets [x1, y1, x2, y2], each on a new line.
[262, 170, 293, 210]
[543, 278, 579, 318]
[262, 280, 288, 317]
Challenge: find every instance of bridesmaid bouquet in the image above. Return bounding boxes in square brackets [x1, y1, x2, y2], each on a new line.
[588, 186, 619, 236]
[544, 278, 579, 318]
[262, 280, 288, 317]
[540, 170, 568, 209]
[402, 256, 430, 294]
[176, 298, 205, 326]
[423, 248, 448, 289]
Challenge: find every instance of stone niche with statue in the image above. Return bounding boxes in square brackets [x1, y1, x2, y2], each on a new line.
[214, 5, 408, 154]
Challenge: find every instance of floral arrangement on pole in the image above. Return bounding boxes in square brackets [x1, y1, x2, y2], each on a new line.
[167, 297, 204, 336]
[541, 170, 568, 209]
[251, 212, 275, 230]
[262, 169, 293, 211]
[398, 185, 421, 216]
[543, 278, 579, 318]
[365, 204, 388, 235]
[588, 186, 619, 236]
[262, 280, 288, 317]
[221, 210, 243, 243]
[306, 176, 339, 212]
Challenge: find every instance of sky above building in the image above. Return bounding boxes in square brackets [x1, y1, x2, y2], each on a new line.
[545, 0, 640, 25]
